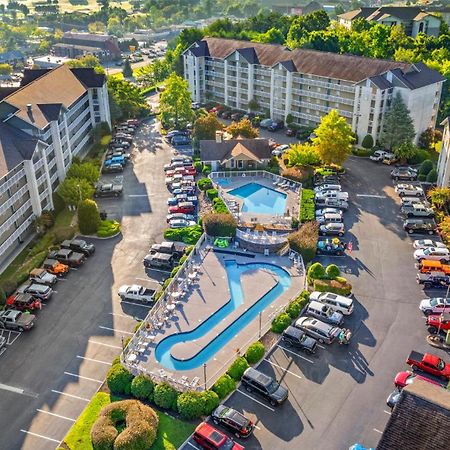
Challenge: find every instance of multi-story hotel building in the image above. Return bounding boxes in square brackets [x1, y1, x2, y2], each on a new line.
[437, 117, 450, 187]
[183, 38, 445, 143]
[0, 64, 111, 265]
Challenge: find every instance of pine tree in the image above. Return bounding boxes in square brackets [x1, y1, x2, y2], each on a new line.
[122, 58, 132, 78]
[379, 93, 415, 150]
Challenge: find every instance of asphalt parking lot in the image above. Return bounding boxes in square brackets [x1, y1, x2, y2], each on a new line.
[0, 117, 174, 450]
[180, 156, 449, 450]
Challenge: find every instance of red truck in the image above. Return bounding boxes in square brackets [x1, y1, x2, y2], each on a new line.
[426, 313, 450, 334]
[6, 293, 42, 312]
[406, 350, 450, 380]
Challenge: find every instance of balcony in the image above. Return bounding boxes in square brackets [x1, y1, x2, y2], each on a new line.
[293, 77, 355, 93]
[254, 79, 271, 87]
[0, 205, 34, 256]
[0, 185, 29, 216]
[291, 88, 354, 106]
[0, 169, 26, 197]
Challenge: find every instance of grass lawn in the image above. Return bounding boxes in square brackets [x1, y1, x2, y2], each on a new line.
[63, 392, 196, 450]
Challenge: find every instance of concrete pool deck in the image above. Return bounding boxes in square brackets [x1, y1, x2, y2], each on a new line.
[126, 244, 305, 390]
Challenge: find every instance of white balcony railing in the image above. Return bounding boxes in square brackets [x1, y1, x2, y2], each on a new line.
[0, 199, 32, 238]
[0, 169, 26, 197]
[0, 207, 34, 256]
[0, 185, 29, 216]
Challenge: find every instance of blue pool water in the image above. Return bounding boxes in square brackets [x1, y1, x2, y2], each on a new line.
[155, 260, 292, 370]
[216, 178, 231, 187]
[228, 182, 287, 215]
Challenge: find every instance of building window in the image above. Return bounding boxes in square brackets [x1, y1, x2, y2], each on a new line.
[237, 160, 243, 169]
[419, 22, 424, 33]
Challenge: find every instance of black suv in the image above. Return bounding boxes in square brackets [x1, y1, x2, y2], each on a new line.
[281, 326, 317, 354]
[417, 272, 450, 289]
[403, 218, 437, 235]
[211, 405, 254, 438]
[268, 120, 284, 132]
[61, 239, 95, 257]
[391, 167, 418, 181]
[241, 367, 288, 406]
[94, 183, 123, 198]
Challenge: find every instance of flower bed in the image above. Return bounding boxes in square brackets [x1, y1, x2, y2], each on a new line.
[97, 220, 121, 238]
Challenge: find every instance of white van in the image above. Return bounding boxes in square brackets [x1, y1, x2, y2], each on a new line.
[309, 291, 354, 315]
[316, 213, 343, 225]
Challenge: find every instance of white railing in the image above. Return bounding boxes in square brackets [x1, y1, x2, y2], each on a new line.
[293, 77, 355, 93]
[0, 185, 29, 216]
[236, 228, 289, 245]
[0, 206, 33, 255]
[0, 169, 26, 197]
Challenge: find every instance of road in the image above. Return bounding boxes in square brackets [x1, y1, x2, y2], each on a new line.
[0, 117, 173, 450]
[180, 155, 449, 450]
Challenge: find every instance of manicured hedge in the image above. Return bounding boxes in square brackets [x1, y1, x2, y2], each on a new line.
[325, 264, 340, 279]
[213, 197, 229, 213]
[106, 364, 134, 395]
[308, 262, 326, 280]
[352, 148, 374, 157]
[78, 199, 100, 235]
[153, 383, 178, 411]
[97, 219, 121, 237]
[206, 188, 218, 200]
[288, 221, 319, 263]
[299, 189, 315, 222]
[245, 341, 265, 364]
[271, 312, 292, 334]
[227, 356, 249, 381]
[164, 225, 203, 244]
[212, 374, 236, 399]
[131, 375, 155, 402]
[203, 213, 237, 237]
[197, 178, 212, 191]
[313, 278, 352, 295]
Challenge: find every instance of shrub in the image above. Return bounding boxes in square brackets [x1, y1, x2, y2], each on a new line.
[408, 149, 430, 165]
[212, 374, 236, 399]
[418, 173, 427, 181]
[206, 188, 218, 200]
[227, 356, 249, 381]
[197, 178, 212, 191]
[325, 264, 340, 279]
[106, 364, 134, 395]
[285, 300, 302, 319]
[176, 392, 204, 419]
[52, 225, 76, 243]
[427, 169, 438, 183]
[288, 221, 319, 263]
[0, 288, 6, 307]
[153, 383, 178, 411]
[112, 356, 122, 365]
[78, 199, 100, 235]
[419, 159, 434, 176]
[170, 265, 181, 277]
[201, 390, 220, 415]
[97, 219, 121, 237]
[308, 262, 325, 280]
[361, 134, 374, 149]
[202, 165, 211, 175]
[203, 213, 237, 237]
[131, 375, 155, 401]
[245, 341, 265, 364]
[212, 197, 229, 213]
[271, 312, 292, 333]
[352, 148, 374, 157]
[52, 191, 66, 213]
[313, 278, 352, 295]
[164, 225, 203, 244]
[194, 161, 203, 172]
[299, 189, 315, 222]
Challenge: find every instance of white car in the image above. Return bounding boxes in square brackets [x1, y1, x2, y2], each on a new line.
[419, 297, 450, 315]
[395, 184, 424, 197]
[316, 213, 343, 225]
[271, 144, 290, 156]
[401, 197, 429, 208]
[309, 291, 354, 315]
[413, 247, 450, 262]
[413, 239, 447, 250]
[168, 219, 197, 228]
[315, 191, 349, 201]
[370, 150, 392, 162]
[315, 208, 342, 218]
[314, 184, 341, 193]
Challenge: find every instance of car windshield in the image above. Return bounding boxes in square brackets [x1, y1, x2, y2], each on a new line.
[267, 380, 279, 394]
[406, 374, 415, 385]
[221, 438, 234, 450]
[423, 248, 431, 255]
[437, 359, 445, 371]
[430, 298, 443, 306]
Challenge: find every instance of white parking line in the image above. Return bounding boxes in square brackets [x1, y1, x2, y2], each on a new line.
[119, 300, 153, 308]
[383, 410, 392, 415]
[356, 194, 386, 199]
[263, 359, 303, 380]
[76, 355, 112, 365]
[64, 372, 103, 383]
[51, 389, 90, 402]
[71, 268, 78, 271]
[0, 382, 25, 395]
[99, 325, 133, 335]
[128, 194, 148, 197]
[254, 424, 261, 430]
[373, 428, 383, 434]
[36, 409, 76, 422]
[277, 345, 315, 364]
[186, 442, 200, 449]
[20, 430, 61, 443]
[236, 389, 275, 412]
[88, 339, 122, 350]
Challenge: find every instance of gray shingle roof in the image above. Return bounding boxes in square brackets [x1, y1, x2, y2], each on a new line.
[200, 139, 271, 163]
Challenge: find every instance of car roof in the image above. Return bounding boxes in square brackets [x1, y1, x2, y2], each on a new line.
[244, 367, 272, 386]
[195, 422, 225, 443]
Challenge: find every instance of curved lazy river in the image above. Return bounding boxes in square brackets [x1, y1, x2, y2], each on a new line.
[155, 260, 292, 370]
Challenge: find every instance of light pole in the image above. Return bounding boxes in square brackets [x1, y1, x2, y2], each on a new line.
[203, 363, 207, 390]
[258, 311, 262, 338]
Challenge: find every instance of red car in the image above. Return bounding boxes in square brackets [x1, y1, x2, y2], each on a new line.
[193, 422, 244, 450]
[7, 293, 42, 312]
[394, 370, 443, 388]
[168, 202, 195, 214]
[406, 350, 450, 380]
[426, 313, 450, 334]
[174, 166, 196, 176]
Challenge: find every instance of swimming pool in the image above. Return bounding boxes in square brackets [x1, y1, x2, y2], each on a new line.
[155, 260, 292, 370]
[228, 182, 287, 215]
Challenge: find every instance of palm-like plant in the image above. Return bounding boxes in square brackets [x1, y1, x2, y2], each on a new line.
[428, 187, 450, 211]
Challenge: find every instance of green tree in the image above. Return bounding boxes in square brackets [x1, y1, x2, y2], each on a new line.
[248, 98, 259, 112]
[66, 55, 104, 73]
[66, 162, 99, 183]
[418, 128, 434, 150]
[108, 77, 150, 120]
[122, 58, 133, 78]
[58, 177, 94, 206]
[286, 143, 320, 166]
[0, 63, 12, 75]
[312, 110, 354, 165]
[193, 113, 223, 140]
[226, 118, 259, 138]
[78, 199, 100, 235]
[361, 134, 374, 149]
[252, 27, 285, 44]
[426, 169, 438, 183]
[107, 17, 123, 37]
[287, 10, 330, 47]
[159, 73, 194, 128]
[428, 187, 450, 210]
[394, 141, 418, 162]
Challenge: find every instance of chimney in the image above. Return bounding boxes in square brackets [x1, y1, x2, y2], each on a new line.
[215, 131, 223, 143]
[27, 104, 32, 112]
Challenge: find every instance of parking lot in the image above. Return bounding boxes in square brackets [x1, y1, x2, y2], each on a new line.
[180, 155, 449, 450]
[0, 117, 176, 450]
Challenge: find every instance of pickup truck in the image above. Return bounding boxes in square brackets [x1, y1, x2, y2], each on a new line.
[118, 285, 156, 303]
[401, 204, 434, 218]
[48, 249, 85, 267]
[406, 350, 450, 380]
[416, 272, 450, 289]
[17, 282, 53, 300]
[426, 313, 450, 334]
[6, 293, 41, 312]
[0, 309, 35, 331]
[149, 241, 185, 258]
[61, 239, 95, 257]
[43, 258, 69, 276]
[29, 268, 57, 286]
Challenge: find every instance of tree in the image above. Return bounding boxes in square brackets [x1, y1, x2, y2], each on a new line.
[193, 113, 223, 140]
[361, 134, 374, 149]
[427, 169, 438, 183]
[107, 17, 123, 37]
[122, 58, 132, 78]
[0, 63, 12, 75]
[379, 93, 415, 150]
[88, 21, 106, 33]
[418, 128, 434, 150]
[428, 187, 450, 211]
[285, 113, 294, 126]
[312, 110, 354, 165]
[226, 118, 259, 138]
[66, 162, 100, 183]
[58, 178, 94, 207]
[108, 77, 150, 120]
[393, 141, 418, 162]
[286, 143, 320, 166]
[159, 73, 194, 128]
[66, 55, 104, 73]
[248, 98, 259, 112]
[78, 199, 101, 235]
[287, 10, 330, 47]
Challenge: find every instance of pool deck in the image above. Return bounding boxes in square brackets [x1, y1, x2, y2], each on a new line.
[127, 244, 305, 390]
[217, 176, 300, 226]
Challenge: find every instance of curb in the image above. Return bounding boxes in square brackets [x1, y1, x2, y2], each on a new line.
[78, 231, 122, 240]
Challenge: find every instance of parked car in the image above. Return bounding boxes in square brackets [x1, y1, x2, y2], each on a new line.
[17, 282, 53, 301]
[230, 111, 244, 121]
[166, 213, 196, 223]
[401, 204, 434, 218]
[403, 218, 437, 235]
[370, 150, 392, 162]
[241, 367, 288, 405]
[286, 128, 297, 137]
[94, 183, 123, 198]
[305, 301, 344, 326]
[0, 309, 35, 331]
[315, 198, 349, 210]
[171, 135, 191, 146]
[281, 325, 318, 354]
[315, 191, 349, 201]
[414, 247, 450, 263]
[149, 241, 185, 258]
[406, 350, 450, 379]
[193, 422, 244, 450]
[314, 184, 341, 194]
[316, 239, 347, 256]
[417, 259, 450, 275]
[294, 316, 341, 344]
[106, 150, 130, 160]
[315, 208, 343, 218]
[6, 293, 41, 312]
[42, 259, 69, 277]
[168, 218, 197, 228]
[268, 120, 284, 132]
[426, 313, 450, 334]
[118, 285, 156, 304]
[259, 118, 274, 129]
[391, 167, 418, 181]
[319, 223, 345, 237]
[143, 252, 176, 270]
[316, 213, 343, 225]
[382, 154, 398, 165]
[417, 272, 450, 289]
[413, 239, 447, 250]
[29, 268, 57, 286]
[61, 239, 95, 257]
[395, 184, 424, 197]
[104, 155, 126, 167]
[394, 370, 443, 388]
[102, 163, 124, 174]
[211, 405, 254, 438]
[419, 297, 450, 315]
[309, 291, 354, 315]
[48, 249, 85, 267]
[401, 197, 429, 208]
[168, 202, 195, 214]
[271, 144, 290, 157]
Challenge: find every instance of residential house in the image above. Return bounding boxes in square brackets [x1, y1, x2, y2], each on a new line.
[437, 116, 450, 187]
[0, 50, 25, 66]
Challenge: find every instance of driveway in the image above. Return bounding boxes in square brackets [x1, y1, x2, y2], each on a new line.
[0, 118, 173, 449]
[180, 156, 449, 450]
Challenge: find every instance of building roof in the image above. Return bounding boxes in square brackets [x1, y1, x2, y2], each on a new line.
[338, 7, 378, 21]
[200, 138, 271, 163]
[0, 50, 25, 63]
[378, 380, 450, 450]
[369, 75, 393, 90]
[63, 32, 115, 42]
[53, 43, 104, 53]
[70, 68, 106, 88]
[0, 122, 39, 178]
[366, 6, 433, 22]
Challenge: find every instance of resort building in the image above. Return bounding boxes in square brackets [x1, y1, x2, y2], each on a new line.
[437, 116, 450, 187]
[338, 7, 441, 37]
[183, 38, 445, 143]
[0, 65, 111, 265]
